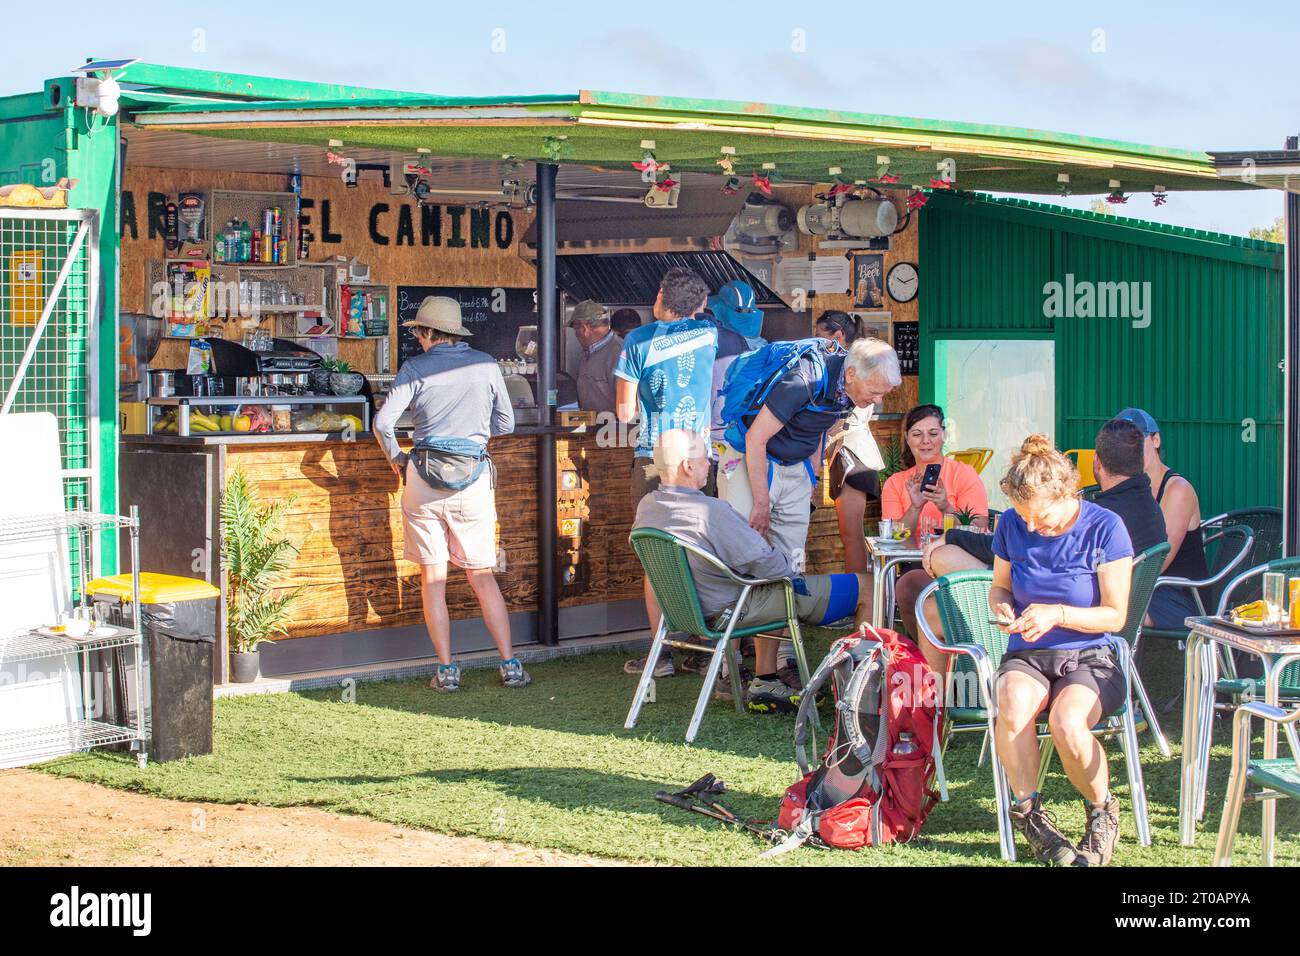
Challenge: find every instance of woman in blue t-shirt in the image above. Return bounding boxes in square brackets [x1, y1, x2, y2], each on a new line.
[989, 435, 1134, 868]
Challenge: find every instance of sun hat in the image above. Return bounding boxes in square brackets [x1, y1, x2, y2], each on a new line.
[403, 296, 472, 336]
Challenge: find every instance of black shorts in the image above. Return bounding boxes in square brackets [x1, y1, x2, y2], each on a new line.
[829, 447, 880, 502]
[996, 645, 1127, 718]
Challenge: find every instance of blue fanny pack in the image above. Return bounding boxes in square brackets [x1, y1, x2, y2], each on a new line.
[412, 436, 493, 492]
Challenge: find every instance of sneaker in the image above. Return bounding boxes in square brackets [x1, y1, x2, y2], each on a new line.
[679, 652, 713, 674]
[431, 664, 460, 693]
[745, 676, 801, 715]
[1074, 796, 1121, 867]
[1009, 794, 1077, 866]
[624, 654, 675, 678]
[499, 658, 532, 689]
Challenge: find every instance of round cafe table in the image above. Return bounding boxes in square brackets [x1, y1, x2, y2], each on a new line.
[866, 537, 924, 629]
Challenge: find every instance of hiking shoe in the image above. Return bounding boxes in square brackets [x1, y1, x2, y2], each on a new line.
[775, 662, 804, 691]
[431, 664, 460, 693]
[1074, 797, 1121, 867]
[624, 654, 675, 678]
[745, 676, 801, 715]
[1010, 795, 1077, 866]
[679, 651, 713, 674]
[499, 658, 532, 689]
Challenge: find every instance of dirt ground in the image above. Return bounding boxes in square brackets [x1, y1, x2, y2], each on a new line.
[0, 769, 626, 867]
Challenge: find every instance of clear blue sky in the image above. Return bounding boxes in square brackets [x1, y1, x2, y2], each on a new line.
[7, 0, 1295, 236]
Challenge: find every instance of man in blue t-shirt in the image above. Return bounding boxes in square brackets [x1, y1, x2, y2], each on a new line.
[615, 266, 717, 679]
[615, 266, 717, 502]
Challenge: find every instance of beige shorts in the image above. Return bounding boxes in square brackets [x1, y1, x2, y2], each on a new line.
[714, 441, 813, 569]
[401, 460, 497, 569]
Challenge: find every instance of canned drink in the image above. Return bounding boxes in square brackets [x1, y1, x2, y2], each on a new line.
[272, 206, 282, 235]
[878, 518, 895, 540]
[1289, 578, 1300, 629]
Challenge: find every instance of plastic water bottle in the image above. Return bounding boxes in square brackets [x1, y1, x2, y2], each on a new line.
[892, 732, 918, 757]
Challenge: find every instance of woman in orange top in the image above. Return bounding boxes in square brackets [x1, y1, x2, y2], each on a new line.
[881, 404, 989, 535]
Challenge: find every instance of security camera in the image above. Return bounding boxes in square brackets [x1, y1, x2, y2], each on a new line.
[75, 75, 121, 118]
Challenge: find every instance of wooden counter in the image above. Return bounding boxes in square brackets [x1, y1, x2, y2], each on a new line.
[121, 421, 887, 678]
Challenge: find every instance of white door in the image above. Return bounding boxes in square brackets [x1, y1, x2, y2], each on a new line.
[934, 338, 1056, 512]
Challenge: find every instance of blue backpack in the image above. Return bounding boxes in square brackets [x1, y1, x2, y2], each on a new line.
[717, 338, 844, 451]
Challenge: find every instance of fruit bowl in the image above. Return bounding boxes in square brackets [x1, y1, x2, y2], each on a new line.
[330, 372, 364, 396]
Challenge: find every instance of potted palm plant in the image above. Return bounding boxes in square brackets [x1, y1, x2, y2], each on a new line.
[220, 469, 303, 683]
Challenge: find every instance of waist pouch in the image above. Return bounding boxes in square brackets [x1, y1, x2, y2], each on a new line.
[412, 436, 494, 492]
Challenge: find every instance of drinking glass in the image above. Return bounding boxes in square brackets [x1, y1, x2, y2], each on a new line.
[1263, 572, 1285, 626]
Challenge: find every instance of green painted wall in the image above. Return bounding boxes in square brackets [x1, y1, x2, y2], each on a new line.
[919, 193, 1285, 518]
[1, 82, 120, 563]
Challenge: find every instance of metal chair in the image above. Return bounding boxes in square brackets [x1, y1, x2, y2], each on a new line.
[948, 448, 994, 475]
[1143, 524, 1255, 646]
[1179, 558, 1300, 827]
[916, 569, 1152, 861]
[1213, 701, 1300, 866]
[1201, 508, 1285, 601]
[1212, 558, 1300, 705]
[625, 528, 813, 744]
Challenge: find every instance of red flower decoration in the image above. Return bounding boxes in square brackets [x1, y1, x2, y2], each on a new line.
[751, 171, 773, 196]
[906, 190, 929, 210]
[632, 159, 669, 175]
[655, 177, 677, 192]
[928, 178, 955, 190]
[827, 181, 855, 197]
[1105, 192, 1128, 205]
[875, 172, 900, 184]
[1153, 193, 1168, 207]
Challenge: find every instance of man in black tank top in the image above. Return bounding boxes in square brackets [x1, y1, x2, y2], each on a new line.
[1114, 407, 1210, 628]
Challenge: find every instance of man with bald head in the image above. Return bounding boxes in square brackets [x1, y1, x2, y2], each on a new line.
[633, 429, 873, 713]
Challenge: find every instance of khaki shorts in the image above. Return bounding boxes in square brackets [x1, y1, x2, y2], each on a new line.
[726, 573, 861, 629]
[401, 460, 497, 569]
[715, 441, 813, 569]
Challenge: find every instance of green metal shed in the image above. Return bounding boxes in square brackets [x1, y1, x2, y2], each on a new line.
[920, 191, 1285, 517]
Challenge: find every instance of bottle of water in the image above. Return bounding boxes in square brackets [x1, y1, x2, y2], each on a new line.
[892, 732, 918, 757]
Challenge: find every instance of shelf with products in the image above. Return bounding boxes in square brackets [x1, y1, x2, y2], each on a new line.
[337, 283, 391, 339]
[146, 258, 333, 340]
[208, 189, 298, 267]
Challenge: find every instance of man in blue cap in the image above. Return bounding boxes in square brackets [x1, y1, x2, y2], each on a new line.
[1113, 407, 1209, 628]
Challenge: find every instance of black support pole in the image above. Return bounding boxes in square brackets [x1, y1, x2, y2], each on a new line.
[1285, 135, 1300, 555]
[536, 162, 559, 646]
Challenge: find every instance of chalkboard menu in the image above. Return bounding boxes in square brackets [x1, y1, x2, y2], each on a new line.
[892, 321, 920, 376]
[396, 286, 538, 368]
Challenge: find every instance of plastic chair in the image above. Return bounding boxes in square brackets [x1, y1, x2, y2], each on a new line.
[916, 569, 1152, 861]
[1213, 701, 1300, 866]
[625, 528, 812, 744]
[1065, 449, 1096, 487]
[948, 448, 993, 475]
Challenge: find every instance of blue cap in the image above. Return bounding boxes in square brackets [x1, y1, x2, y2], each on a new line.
[1114, 407, 1159, 435]
[717, 279, 757, 313]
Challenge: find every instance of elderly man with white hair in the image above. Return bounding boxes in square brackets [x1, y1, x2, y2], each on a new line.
[715, 336, 901, 711]
[635, 429, 874, 711]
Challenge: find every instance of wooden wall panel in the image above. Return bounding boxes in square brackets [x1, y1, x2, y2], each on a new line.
[120, 163, 535, 373]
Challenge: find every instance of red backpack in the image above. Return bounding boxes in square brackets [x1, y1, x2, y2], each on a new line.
[771, 625, 946, 853]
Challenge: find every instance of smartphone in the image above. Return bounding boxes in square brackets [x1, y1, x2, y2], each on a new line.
[920, 462, 942, 492]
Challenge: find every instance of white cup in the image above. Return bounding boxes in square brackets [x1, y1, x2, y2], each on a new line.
[61, 612, 90, 637]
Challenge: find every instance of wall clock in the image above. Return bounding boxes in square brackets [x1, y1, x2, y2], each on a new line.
[886, 262, 919, 303]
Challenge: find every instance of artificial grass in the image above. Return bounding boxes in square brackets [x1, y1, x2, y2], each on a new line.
[39, 633, 1300, 866]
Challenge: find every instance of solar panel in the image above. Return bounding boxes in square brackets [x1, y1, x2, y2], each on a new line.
[70, 58, 140, 74]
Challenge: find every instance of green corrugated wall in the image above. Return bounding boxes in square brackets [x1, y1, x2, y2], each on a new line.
[919, 192, 1285, 518]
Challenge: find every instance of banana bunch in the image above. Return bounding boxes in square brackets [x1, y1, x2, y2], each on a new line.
[188, 410, 221, 433]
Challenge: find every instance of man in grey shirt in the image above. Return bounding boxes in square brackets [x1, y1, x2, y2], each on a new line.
[567, 299, 620, 415]
[634, 429, 872, 713]
[373, 295, 529, 693]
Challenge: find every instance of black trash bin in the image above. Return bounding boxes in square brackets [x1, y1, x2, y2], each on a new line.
[88, 573, 220, 762]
